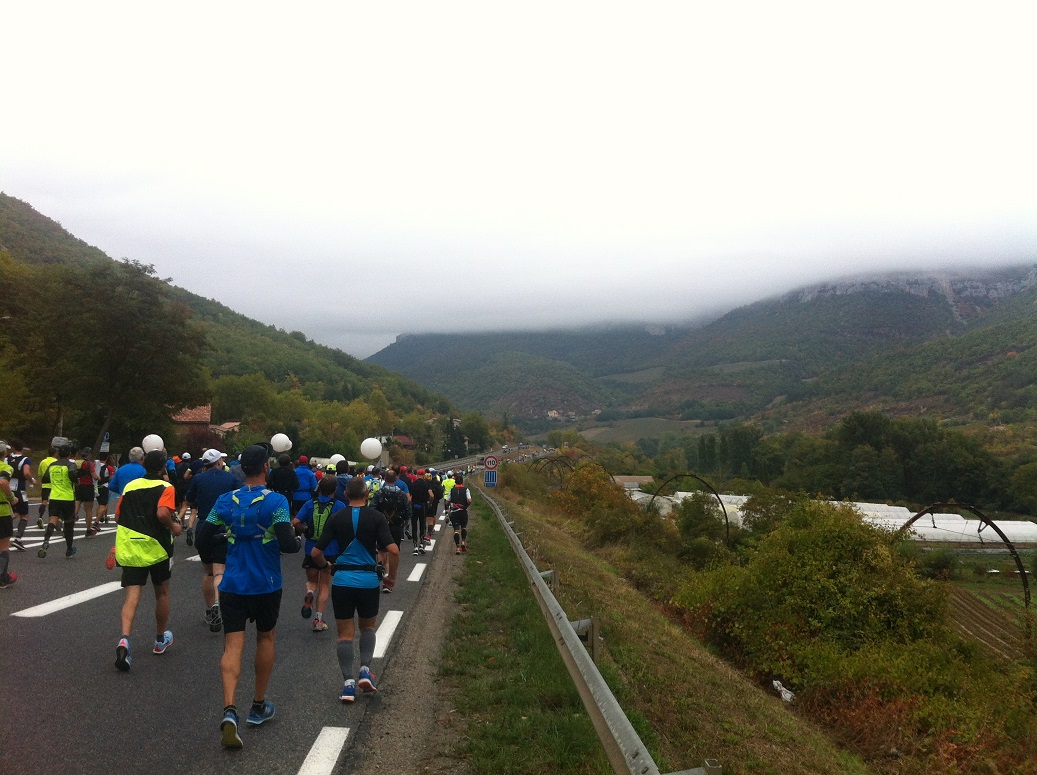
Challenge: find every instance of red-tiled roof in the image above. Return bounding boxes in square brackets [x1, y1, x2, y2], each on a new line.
[173, 405, 212, 424]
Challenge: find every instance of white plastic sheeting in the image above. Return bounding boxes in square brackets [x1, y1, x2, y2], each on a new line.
[628, 487, 1037, 545]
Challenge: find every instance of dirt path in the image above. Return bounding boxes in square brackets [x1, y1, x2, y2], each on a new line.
[340, 543, 473, 774]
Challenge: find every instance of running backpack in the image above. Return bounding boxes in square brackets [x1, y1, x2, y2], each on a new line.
[227, 488, 274, 541]
[308, 499, 336, 540]
[373, 485, 408, 526]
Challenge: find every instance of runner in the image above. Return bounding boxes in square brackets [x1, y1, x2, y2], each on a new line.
[75, 447, 100, 536]
[369, 470, 408, 593]
[8, 441, 34, 551]
[110, 450, 181, 671]
[311, 476, 399, 702]
[96, 454, 116, 523]
[409, 470, 434, 556]
[196, 444, 301, 748]
[292, 476, 344, 631]
[0, 442, 17, 587]
[448, 473, 473, 554]
[39, 444, 79, 558]
[292, 455, 317, 517]
[36, 446, 56, 528]
[108, 447, 146, 499]
[178, 449, 238, 632]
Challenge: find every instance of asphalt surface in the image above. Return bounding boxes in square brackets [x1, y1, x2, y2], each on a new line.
[0, 500, 451, 775]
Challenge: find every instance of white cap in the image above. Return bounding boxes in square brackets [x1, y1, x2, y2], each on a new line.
[202, 449, 223, 465]
[182, 452, 192, 460]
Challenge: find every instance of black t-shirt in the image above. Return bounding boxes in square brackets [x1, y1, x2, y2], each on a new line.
[316, 505, 396, 559]
[267, 466, 300, 498]
[410, 480, 433, 506]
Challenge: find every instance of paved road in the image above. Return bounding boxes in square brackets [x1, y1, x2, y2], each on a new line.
[0, 502, 450, 775]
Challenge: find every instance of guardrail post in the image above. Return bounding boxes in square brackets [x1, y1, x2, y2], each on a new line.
[539, 569, 558, 593]
[570, 617, 600, 664]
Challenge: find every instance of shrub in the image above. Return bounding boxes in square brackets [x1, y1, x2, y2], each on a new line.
[549, 463, 656, 546]
[674, 500, 948, 684]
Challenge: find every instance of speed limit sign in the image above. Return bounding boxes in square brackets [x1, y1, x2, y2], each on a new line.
[484, 455, 499, 470]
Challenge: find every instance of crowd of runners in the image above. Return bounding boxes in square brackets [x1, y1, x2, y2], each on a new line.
[0, 436, 476, 748]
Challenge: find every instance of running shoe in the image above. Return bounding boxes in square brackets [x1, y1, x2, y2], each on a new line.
[205, 606, 215, 625]
[418, 545, 426, 555]
[301, 589, 314, 619]
[412, 546, 420, 556]
[461, 542, 468, 553]
[339, 680, 356, 703]
[209, 603, 223, 633]
[221, 709, 242, 748]
[246, 699, 276, 726]
[105, 551, 116, 571]
[382, 585, 392, 594]
[456, 547, 462, 555]
[65, 545, 77, 558]
[36, 518, 43, 529]
[37, 543, 48, 559]
[312, 618, 328, 632]
[101, 515, 109, 524]
[12, 538, 25, 551]
[358, 667, 377, 693]
[0, 572, 17, 588]
[153, 630, 173, 654]
[116, 637, 131, 671]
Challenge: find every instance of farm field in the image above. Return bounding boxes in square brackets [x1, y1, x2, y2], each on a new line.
[947, 582, 1033, 662]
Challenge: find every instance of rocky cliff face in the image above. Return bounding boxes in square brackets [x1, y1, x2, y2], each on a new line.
[789, 266, 1037, 322]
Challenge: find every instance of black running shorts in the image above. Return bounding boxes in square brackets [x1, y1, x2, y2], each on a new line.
[120, 558, 172, 588]
[0, 515, 12, 539]
[49, 500, 75, 520]
[74, 484, 95, 502]
[331, 585, 380, 621]
[220, 589, 283, 634]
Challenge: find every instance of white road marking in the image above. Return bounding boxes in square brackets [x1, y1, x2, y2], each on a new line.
[374, 611, 403, 658]
[11, 582, 123, 618]
[297, 726, 350, 775]
[407, 564, 426, 582]
[185, 555, 202, 562]
[433, 523, 443, 533]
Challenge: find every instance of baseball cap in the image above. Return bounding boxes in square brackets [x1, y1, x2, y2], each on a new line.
[182, 452, 192, 460]
[417, 469, 425, 475]
[0, 440, 9, 454]
[202, 449, 223, 465]
[298, 455, 309, 465]
[240, 444, 272, 468]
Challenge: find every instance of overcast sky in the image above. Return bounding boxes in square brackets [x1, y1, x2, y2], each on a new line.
[4, 1, 1035, 358]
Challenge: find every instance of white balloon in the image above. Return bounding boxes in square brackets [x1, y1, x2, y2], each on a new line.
[329, 454, 345, 466]
[142, 434, 164, 453]
[360, 437, 382, 460]
[270, 433, 292, 452]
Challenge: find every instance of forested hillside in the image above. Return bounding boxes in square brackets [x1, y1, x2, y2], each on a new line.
[0, 194, 469, 459]
[369, 265, 1037, 440]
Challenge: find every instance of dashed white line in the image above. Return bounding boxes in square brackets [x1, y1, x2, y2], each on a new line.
[297, 726, 350, 775]
[11, 581, 123, 618]
[407, 564, 426, 583]
[374, 611, 403, 658]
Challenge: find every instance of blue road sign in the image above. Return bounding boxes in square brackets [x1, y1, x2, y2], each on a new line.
[484, 470, 497, 488]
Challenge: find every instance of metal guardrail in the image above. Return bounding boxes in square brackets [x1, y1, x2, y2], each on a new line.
[473, 482, 721, 775]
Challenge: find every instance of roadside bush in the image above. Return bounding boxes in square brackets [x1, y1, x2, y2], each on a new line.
[550, 463, 657, 546]
[917, 547, 960, 580]
[673, 499, 1037, 771]
[499, 462, 549, 500]
[674, 500, 947, 684]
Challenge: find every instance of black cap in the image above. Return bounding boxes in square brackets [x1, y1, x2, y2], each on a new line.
[240, 443, 272, 469]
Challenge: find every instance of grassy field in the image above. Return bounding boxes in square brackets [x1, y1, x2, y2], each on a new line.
[577, 417, 715, 444]
[439, 488, 871, 774]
